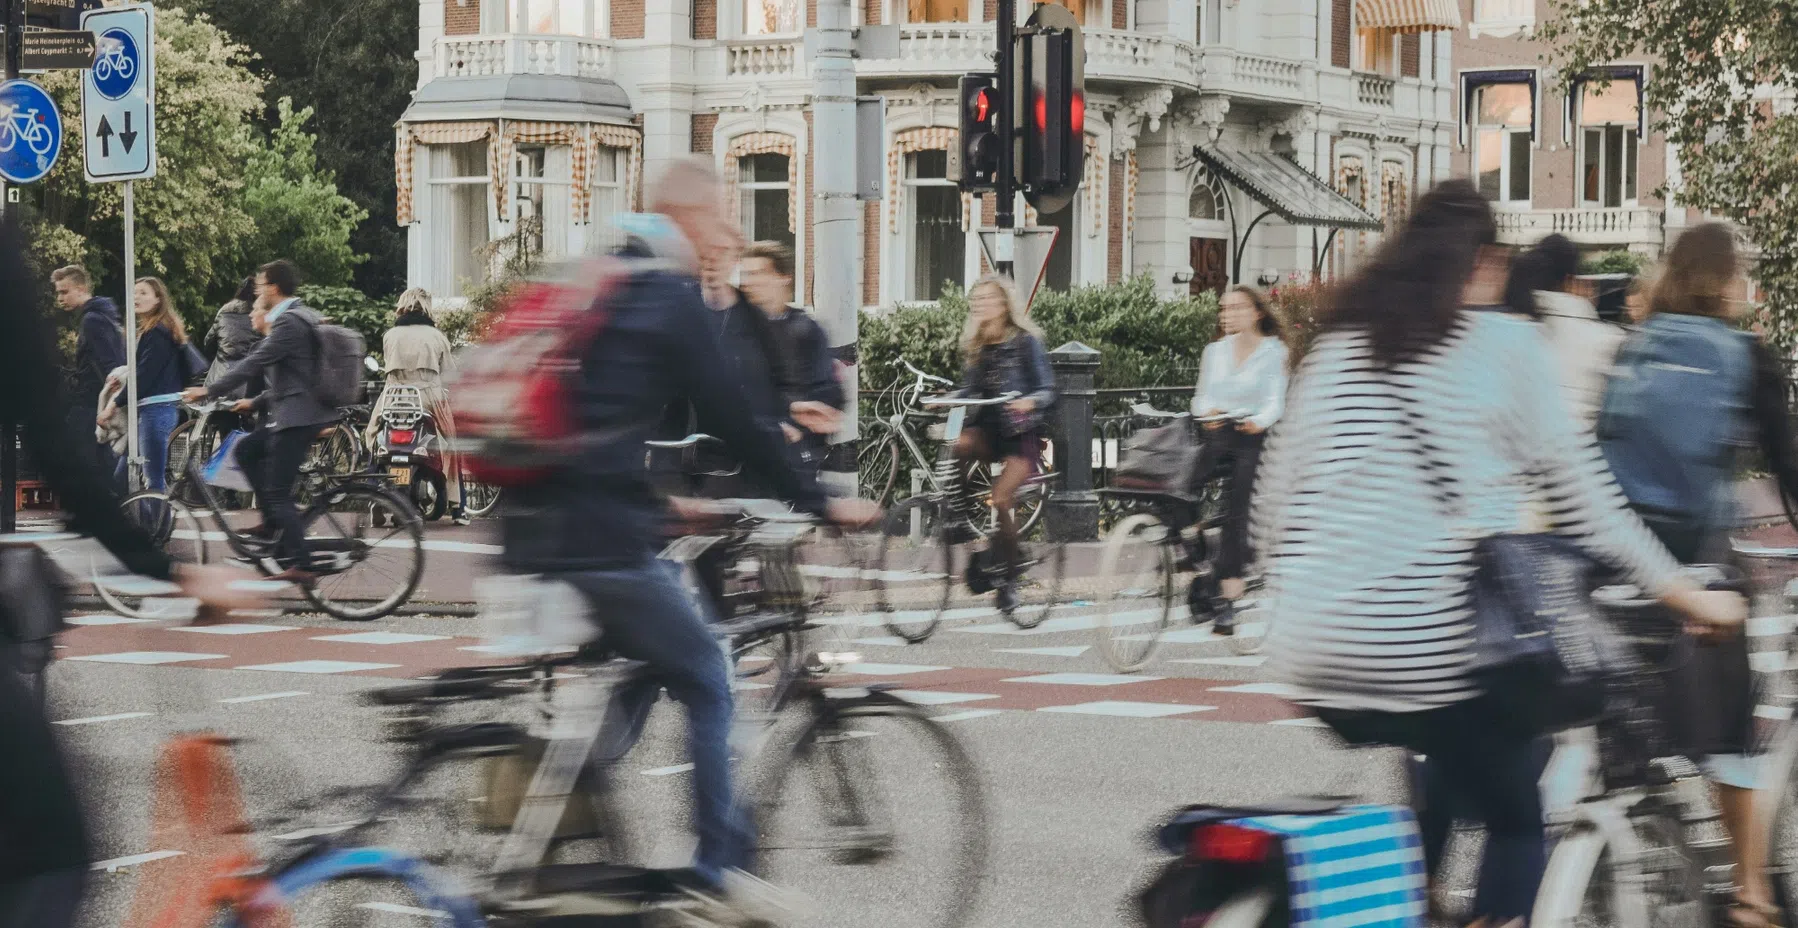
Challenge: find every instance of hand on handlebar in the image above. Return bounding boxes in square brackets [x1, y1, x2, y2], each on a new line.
[1662, 584, 1748, 643]
[175, 564, 271, 625]
[1006, 398, 1036, 416]
[181, 386, 209, 404]
[825, 497, 882, 529]
[1238, 420, 1264, 436]
[790, 401, 841, 435]
[1197, 409, 1227, 431]
[230, 398, 256, 414]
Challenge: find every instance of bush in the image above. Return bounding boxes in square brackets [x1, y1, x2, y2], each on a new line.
[1581, 249, 1645, 276]
[859, 275, 1219, 408]
[1267, 275, 1329, 364]
[298, 284, 394, 357]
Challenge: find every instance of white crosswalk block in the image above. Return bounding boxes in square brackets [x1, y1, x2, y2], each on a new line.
[891, 690, 998, 705]
[237, 660, 402, 674]
[68, 651, 225, 665]
[995, 646, 1091, 657]
[843, 662, 948, 675]
[934, 709, 1004, 722]
[1269, 717, 1329, 728]
[170, 623, 291, 636]
[1004, 672, 1162, 686]
[66, 614, 155, 626]
[1209, 682, 1300, 696]
[312, 632, 453, 645]
[1172, 656, 1267, 667]
[1039, 701, 1215, 718]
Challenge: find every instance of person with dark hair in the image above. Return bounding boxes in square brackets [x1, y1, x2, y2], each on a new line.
[204, 277, 263, 404]
[1187, 285, 1287, 634]
[1252, 179, 1744, 924]
[181, 259, 338, 581]
[51, 264, 124, 473]
[1506, 233, 1624, 426]
[739, 241, 844, 473]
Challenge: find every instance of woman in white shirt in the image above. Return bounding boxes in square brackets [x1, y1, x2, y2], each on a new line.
[1189, 285, 1289, 634]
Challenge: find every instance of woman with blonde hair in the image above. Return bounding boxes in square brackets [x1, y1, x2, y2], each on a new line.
[367, 288, 468, 523]
[104, 277, 199, 491]
[950, 274, 1056, 614]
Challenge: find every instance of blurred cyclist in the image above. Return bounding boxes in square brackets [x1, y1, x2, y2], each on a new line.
[0, 217, 256, 928]
[739, 241, 844, 475]
[499, 157, 874, 919]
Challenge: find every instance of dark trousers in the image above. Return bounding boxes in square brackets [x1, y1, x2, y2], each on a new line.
[0, 645, 90, 926]
[235, 425, 315, 569]
[1188, 428, 1265, 580]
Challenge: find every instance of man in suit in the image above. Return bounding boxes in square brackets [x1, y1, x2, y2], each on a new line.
[182, 259, 339, 581]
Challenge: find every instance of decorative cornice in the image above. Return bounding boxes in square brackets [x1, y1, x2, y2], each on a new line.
[1112, 86, 1173, 157]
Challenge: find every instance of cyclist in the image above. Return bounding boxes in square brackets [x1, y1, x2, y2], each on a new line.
[950, 274, 1055, 614]
[0, 218, 255, 928]
[1187, 285, 1288, 635]
[181, 259, 340, 582]
[1506, 234, 1624, 428]
[203, 277, 264, 411]
[739, 240, 844, 474]
[1251, 180, 1745, 925]
[499, 157, 874, 919]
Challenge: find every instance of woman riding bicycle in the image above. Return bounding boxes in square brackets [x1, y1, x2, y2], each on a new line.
[1188, 285, 1288, 635]
[951, 275, 1055, 614]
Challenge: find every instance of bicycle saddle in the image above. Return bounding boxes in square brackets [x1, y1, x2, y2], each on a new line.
[1155, 797, 1351, 852]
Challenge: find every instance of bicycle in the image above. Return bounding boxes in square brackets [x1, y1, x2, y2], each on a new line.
[206, 498, 987, 928]
[1093, 407, 1259, 671]
[872, 391, 1068, 642]
[0, 104, 54, 157]
[110, 400, 426, 621]
[1727, 538, 1798, 921]
[859, 358, 1055, 536]
[92, 40, 135, 82]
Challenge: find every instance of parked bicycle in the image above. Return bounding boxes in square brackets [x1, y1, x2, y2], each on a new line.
[112, 400, 426, 621]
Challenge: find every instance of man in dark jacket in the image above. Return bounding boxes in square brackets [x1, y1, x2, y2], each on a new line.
[740, 241, 844, 472]
[502, 158, 872, 915]
[51, 265, 123, 471]
[183, 259, 338, 580]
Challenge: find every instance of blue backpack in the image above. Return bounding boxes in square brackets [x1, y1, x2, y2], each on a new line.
[1596, 314, 1754, 535]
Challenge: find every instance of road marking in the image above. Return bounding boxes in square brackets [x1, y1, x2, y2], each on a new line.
[220, 690, 309, 704]
[1038, 701, 1217, 718]
[66, 614, 155, 626]
[850, 636, 912, 646]
[170, 623, 291, 636]
[68, 651, 227, 665]
[272, 822, 358, 841]
[1171, 655, 1267, 667]
[1750, 614, 1794, 638]
[1210, 682, 1300, 696]
[1002, 672, 1162, 686]
[843, 662, 948, 675]
[1269, 717, 1330, 728]
[237, 660, 403, 675]
[56, 712, 153, 726]
[313, 631, 453, 645]
[357, 901, 450, 918]
[934, 709, 1004, 722]
[643, 763, 695, 777]
[91, 850, 184, 872]
[995, 645, 1090, 657]
[1757, 704, 1794, 721]
[891, 690, 998, 705]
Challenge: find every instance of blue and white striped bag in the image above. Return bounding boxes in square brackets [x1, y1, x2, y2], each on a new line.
[1230, 804, 1427, 928]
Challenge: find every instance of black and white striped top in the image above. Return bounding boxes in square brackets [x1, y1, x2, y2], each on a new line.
[1251, 310, 1682, 713]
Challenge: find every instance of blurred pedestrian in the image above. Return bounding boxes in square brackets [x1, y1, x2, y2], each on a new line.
[1252, 179, 1744, 925]
[366, 288, 467, 524]
[1188, 285, 1287, 634]
[51, 265, 123, 472]
[1506, 234, 1624, 427]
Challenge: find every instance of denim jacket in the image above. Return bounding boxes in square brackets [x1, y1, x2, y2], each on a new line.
[957, 332, 1056, 428]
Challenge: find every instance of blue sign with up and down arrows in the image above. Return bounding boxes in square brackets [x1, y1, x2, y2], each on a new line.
[81, 4, 155, 182]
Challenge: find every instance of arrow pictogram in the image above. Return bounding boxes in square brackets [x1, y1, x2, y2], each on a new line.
[119, 111, 136, 153]
[94, 113, 113, 156]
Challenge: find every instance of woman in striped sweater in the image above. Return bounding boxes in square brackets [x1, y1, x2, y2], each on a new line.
[1250, 180, 1745, 924]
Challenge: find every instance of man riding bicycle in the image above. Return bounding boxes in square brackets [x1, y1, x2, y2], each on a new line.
[499, 157, 873, 920]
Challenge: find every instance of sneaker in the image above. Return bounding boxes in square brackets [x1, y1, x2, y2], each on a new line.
[451, 508, 472, 526]
[676, 869, 812, 927]
[1213, 598, 1237, 637]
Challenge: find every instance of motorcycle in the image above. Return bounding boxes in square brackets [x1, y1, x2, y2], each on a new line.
[372, 380, 457, 521]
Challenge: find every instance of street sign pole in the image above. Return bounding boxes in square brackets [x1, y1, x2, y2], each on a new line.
[993, 0, 1015, 280]
[1, 0, 21, 532]
[123, 179, 135, 492]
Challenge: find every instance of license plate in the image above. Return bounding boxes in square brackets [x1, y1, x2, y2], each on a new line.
[944, 407, 966, 443]
[390, 466, 412, 487]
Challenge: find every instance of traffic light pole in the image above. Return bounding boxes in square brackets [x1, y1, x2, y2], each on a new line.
[992, 0, 1015, 279]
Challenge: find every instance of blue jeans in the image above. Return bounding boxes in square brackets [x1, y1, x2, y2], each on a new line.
[114, 401, 178, 492]
[561, 560, 749, 887]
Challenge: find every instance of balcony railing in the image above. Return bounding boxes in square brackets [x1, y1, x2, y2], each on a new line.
[1495, 207, 1664, 247]
[725, 38, 801, 78]
[435, 34, 612, 80]
[1355, 72, 1395, 108]
[855, 24, 1196, 86]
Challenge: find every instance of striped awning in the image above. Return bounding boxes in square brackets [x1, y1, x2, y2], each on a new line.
[1354, 0, 1460, 33]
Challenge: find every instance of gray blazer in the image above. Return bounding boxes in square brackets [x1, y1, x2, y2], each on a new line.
[205, 304, 340, 431]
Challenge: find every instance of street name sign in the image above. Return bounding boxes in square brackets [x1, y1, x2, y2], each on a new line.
[23, 28, 94, 71]
[80, 3, 153, 182]
[0, 78, 62, 184]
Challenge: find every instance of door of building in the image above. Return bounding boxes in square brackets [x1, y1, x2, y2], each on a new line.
[1190, 237, 1228, 297]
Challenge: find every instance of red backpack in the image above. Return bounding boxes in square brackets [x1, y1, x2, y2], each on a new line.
[448, 256, 667, 486]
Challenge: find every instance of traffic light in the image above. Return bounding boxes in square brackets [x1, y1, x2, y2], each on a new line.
[1020, 25, 1084, 214]
[951, 73, 1001, 191]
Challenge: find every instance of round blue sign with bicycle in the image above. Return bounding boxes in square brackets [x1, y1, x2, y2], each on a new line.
[0, 80, 62, 185]
[92, 28, 140, 101]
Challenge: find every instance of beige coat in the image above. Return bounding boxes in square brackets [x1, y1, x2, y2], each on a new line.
[367, 323, 462, 502]
[1537, 290, 1626, 429]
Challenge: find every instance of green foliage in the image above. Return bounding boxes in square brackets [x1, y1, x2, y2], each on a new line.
[297, 284, 393, 354]
[1580, 250, 1645, 276]
[436, 310, 481, 348]
[239, 99, 368, 288]
[859, 276, 1219, 406]
[1540, 0, 1798, 349]
[1267, 277, 1327, 363]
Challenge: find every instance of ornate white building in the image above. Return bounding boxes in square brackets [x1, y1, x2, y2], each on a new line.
[398, 0, 1460, 306]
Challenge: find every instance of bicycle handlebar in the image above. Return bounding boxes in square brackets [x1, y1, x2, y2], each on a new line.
[1591, 565, 1744, 611]
[1730, 539, 1798, 560]
[901, 359, 955, 387]
[646, 433, 721, 451]
[1129, 403, 1189, 420]
[921, 392, 1020, 409]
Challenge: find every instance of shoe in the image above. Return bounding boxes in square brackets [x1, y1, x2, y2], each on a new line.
[451, 508, 472, 526]
[996, 579, 1017, 615]
[1213, 598, 1236, 636]
[964, 550, 994, 595]
[243, 522, 277, 541]
[266, 567, 320, 585]
[676, 869, 812, 927]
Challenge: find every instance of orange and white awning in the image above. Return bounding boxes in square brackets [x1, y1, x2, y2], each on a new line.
[1354, 0, 1460, 33]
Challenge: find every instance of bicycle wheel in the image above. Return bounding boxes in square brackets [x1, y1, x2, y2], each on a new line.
[1007, 538, 1068, 630]
[858, 432, 902, 505]
[297, 424, 361, 509]
[298, 484, 425, 621]
[462, 480, 501, 517]
[963, 447, 1053, 538]
[212, 847, 483, 928]
[1094, 514, 1175, 673]
[99, 493, 210, 619]
[1762, 720, 1798, 917]
[1533, 807, 1706, 928]
[873, 498, 954, 643]
[754, 693, 988, 928]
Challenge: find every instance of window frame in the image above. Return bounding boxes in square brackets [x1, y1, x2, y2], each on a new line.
[587, 145, 627, 253]
[898, 0, 973, 24]
[737, 151, 799, 299]
[737, 0, 806, 38]
[903, 149, 968, 303]
[1574, 72, 1644, 209]
[423, 141, 495, 298]
[1470, 82, 1534, 207]
[493, 0, 608, 36]
[1469, 0, 1534, 37]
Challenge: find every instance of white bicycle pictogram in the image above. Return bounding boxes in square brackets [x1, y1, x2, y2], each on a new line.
[0, 105, 55, 157]
[93, 41, 135, 83]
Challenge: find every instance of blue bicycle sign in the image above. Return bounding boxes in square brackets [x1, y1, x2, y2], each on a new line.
[92, 28, 139, 101]
[0, 81, 62, 184]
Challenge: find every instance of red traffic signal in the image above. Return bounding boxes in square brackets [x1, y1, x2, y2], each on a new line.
[951, 72, 1001, 191]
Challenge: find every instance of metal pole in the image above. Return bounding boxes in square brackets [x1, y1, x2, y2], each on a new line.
[993, 0, 1016, 279]
[1, 0, 19, 531]
[124, 180, 138, 492]
[813, 0, 860, 494]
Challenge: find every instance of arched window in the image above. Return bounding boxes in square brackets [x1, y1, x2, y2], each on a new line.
[1189, 183, 1220, 221]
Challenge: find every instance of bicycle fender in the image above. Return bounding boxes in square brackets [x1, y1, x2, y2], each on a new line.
[246, 846, 485, 928]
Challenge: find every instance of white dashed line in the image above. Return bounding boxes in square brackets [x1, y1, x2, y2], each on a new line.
[55, 712, 153, 726]
[357, 901, 450, 918]
[643, 764, 696, 777]
[91, 850, 184, 872]
[934, 709, 1004, 722]
[220, 691, 310, 704]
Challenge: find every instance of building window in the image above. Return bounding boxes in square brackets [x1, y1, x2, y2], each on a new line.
[507, 0, 604, 35]
[907, 150, 964, 302]
[514, 146, 572, 260]
[1189, 184, 1220, 221]
[738, 152, 794, 253]
[743, 0, 803, 35]
[426, 142, 492, 297]
[1043, 0, 1104, 27]
[1199, 0, 1221, 43]
[1040, 196, 1080, 292]
[1355, 30, 1397, 75]
[903, 0, 968, 23]
[589, 146, 626, 253]
[1473, 83, 1532, 204]
[1578, 77, 1641, 208]
[1470, 0, 1533, 35]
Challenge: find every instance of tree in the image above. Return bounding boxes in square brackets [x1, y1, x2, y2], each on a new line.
[173, 0, 416, 298]
[239, 99, 368, 289]
[1541, 0, 1798, 345]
